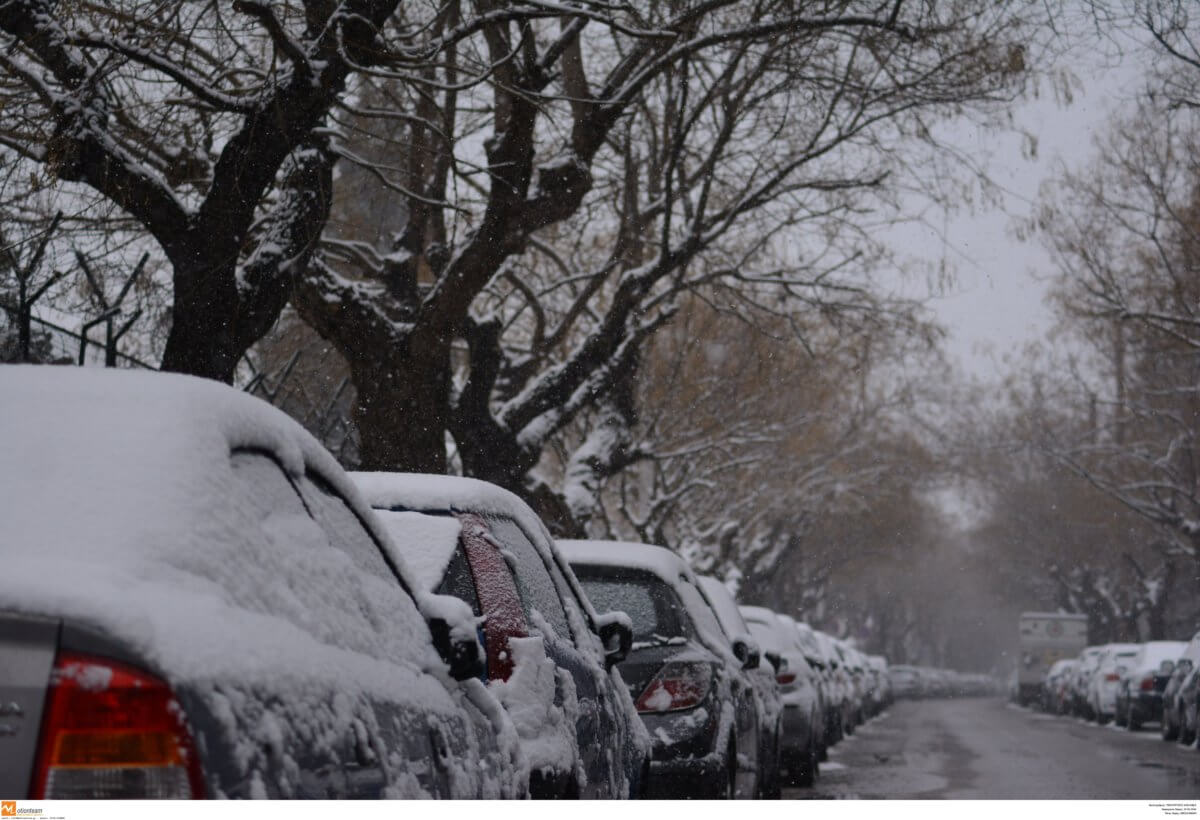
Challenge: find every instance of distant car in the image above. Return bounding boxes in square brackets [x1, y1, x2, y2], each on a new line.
[0, 367, 525, 799]
[695, 576, 784, 798]
[562, 540, 759, 799]
[739, 607, 823, 787]
[1071, 646, 1106, 718]
[1113, 641, 1186, 730]
[1042, 659, 1078, 714]
[350, 473, 649, 798]
[889, 665, 922, 700]
[1087, 644, 1140, 724]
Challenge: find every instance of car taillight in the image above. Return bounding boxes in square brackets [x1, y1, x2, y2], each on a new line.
[30, 652, 205, 799]
[1141, 676, 1155, 691]
[1105, 673, 1120, 682]
[776, 671, 797, 686]
[634, 662, 714, 713]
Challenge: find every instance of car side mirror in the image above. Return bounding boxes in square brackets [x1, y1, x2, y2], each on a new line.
[764, 651, 782, 674]
[423, 593, 485, 682]
[427, 614, 485, 681]
[732, 636, 760, 670]
[1161, 660, 1176, 676]
[595, 611, 633, 669]
[805, 655, 826, 671]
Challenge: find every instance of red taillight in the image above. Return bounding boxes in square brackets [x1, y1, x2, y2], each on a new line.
[635, 662, 713, 713]
[30, 652, 205, 799]
[776, 672, 797, 686]
[1141, 677, 1155, 691]
[1104, 673, 1120, 682]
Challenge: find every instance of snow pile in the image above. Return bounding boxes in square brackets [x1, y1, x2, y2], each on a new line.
[489, 637, 579, 778]
[0, 366, 523, 798]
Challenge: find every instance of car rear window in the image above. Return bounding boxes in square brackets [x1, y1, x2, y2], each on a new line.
[573, 566, 692, 643]
[486, 516, 571, 639]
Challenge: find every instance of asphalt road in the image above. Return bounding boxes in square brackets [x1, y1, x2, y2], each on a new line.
[784, 697, 1200, 799]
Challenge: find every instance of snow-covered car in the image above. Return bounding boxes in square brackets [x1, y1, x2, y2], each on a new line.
[1042, 659, 1078, 714]
[865, 655, 892, 716]
[562, 540, 758, 799]
[1163, 631, 1200, 742]
[1114, 641, 1186, 730]
[792, 621, 838, 753]
[888, 665, 922, 700]
[695, 576, 784, 798]
[1087, 643, 1140, 724]
[350, 473, 650, 798]
[1070, 646, 1106, 718]
[833, 639, 867, 729]
[739, 607, 822, 787]
[811, 629, 850, 739]
[0, 366, 525, 799]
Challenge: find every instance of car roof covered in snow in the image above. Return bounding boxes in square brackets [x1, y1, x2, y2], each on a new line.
[351, 471, 549, 540]
[0, 366, 470, 719]
[557, 538, 689, 581]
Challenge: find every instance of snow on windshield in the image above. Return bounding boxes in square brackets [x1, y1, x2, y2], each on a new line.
[374, 509, 462, 591]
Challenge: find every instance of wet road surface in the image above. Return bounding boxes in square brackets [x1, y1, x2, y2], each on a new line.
[784, 697, 1200, 799]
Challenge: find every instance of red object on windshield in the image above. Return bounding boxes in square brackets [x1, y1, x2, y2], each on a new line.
[458, 513, 530, 681]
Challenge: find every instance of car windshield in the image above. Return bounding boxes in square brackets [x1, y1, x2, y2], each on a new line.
[573, 565, 692, 644]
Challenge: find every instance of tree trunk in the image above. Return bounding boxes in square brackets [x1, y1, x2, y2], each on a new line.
[159, 256, 242, 382]
[351, 336, 452, 474]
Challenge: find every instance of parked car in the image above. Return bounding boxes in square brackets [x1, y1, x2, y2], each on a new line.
[351, 473, 649, 798]
[812, 630, 850, 739]
[1042, 659, 1078, 714]
[0, 366, 525, 799]
[889, 665, 922, 699]
[695, 576, 784, 797]
[561, 540, 759, 799]
[1114, 641, 1186, 730]
[792, 621, 838, 754]
[1179, 664, 1200, 747]
[1087, 643, 1140, 724]
[739, 607, 823, 787]
[1070, 646, 1106, 718]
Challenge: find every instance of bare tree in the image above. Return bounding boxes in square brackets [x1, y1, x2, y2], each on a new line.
[290, 0, 1046, 508]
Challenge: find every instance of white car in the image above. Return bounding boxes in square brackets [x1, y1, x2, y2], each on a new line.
[1087, 643, 1141, 724]
[739, 606, 823, 787]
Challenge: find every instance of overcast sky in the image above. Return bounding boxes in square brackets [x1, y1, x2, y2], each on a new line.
[904, 30, 1152, 384]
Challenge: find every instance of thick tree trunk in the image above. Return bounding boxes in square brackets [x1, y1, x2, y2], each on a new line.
[352, 336, 452, 474]
[159, 255, 242, 382]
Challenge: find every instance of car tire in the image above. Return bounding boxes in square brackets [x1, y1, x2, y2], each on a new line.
[1163, 708, 1179, 741]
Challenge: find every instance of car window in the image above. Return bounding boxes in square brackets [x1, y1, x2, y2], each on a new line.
[574, 566, 693, 643]
[437, 545, 482, 617]
[486, 515, 571, 639]
[297, 473, 396, 582]
[675, 575, 731, 654]
[225, 452, 430, 664]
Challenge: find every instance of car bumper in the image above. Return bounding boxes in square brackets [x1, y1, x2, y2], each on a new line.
[1129, 692, 1163, 722]
[638, 705, 727, 798]
[780, 704, 814, 756]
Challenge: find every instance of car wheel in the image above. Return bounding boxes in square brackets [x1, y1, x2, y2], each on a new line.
[724, 741, 737, 799]
[1163, 708, 1179, 741]
[1179, 720, 1195, 747]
